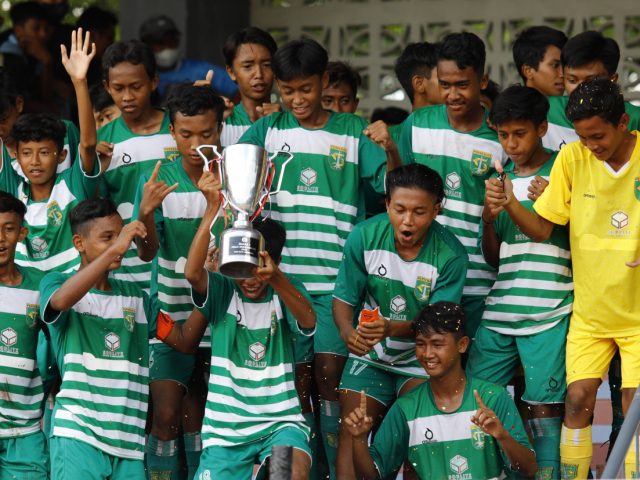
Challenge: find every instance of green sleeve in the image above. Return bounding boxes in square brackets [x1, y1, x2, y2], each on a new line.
[429, 233, 468, 305]
[0, 143, 22, 197]
[65, 147, 101, 200]
[132, 174, 164, 242]
[39, 271, 69, 328]
[63, 119, 80, 166]
[369, 400, 410, 477]
[625, 102, 640, 132]
[281, 274, 315, 336]
[333, 224, 368, 306]
[358, 133, 387, 195]
[397, 114, 415, 165]
[144, 291, 160, 339]
[193, 271, 234, 325]
[238, 115, 269, 147]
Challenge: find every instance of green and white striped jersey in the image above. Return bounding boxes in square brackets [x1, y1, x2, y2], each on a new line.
[193, 272, 312, 448]
[334, 215, 468, 376]
[0, 267, 44, 438]
[543, 95, 640, 151]
[97, 111, 179, 289]
[481, 155, 573, 335]
[0, 145, 100, 274]
[221, 103, 253, 147]
[370, 377, 532, 479]
[40, 272, 158, 460]
[239, 111, 387, 294]
[398, 104, 507, 299]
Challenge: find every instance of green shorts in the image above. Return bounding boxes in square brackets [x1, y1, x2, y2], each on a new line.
[292, 327, 314, 364]
[149, 341, 195, 387]
[195, 426, 311, 480]
[461, 294, 486, 340]
[313, 294, 348, 357]
[0, 431, 48, 480]
[340, 357, 420, 407]
[467, 319, 568, 404]
[50, 435, 144, 480]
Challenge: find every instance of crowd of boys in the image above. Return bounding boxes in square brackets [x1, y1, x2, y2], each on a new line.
[0, 6, 638, 480]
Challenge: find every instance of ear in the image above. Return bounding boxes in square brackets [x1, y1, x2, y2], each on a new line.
[57, 149, 67, 165]
[521, 64, 535, 82]
[479, 73, 489, 91]
[150, 74, 160, 92]
[226, 65, 237, 83]
[537, 119, 549, 138]
[102, 79, 111, 94]
[618, 112, 630, 131]
[354, 97, 360, 109]
[18, 226, 28, 242]
[412, 75, 426, 94]
[15, 96, 24, 114]
[457, 335, 470, 354]
[72, 233, 85, 253]
[321, 71, 330, 89]
[169, 122, 176, 140]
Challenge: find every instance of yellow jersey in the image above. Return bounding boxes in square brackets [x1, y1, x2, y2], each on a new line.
[534, 131, 640, 336]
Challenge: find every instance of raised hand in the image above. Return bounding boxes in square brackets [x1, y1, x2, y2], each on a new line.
[527, 175, 549, 202]
[221, 96, 235, 120]
[139, 161, 179, 216]
[254, 251, 278, 283]
[344, 390, 374, 438]
[256, 103, 281, 118]
[193, 69, 214, 88]
[197, 170, 222, 207]
[363, 120, 396, 152]
[112, 220, 147, 258]
[485, 160, 515, 212]
[61, 28, 96, 83]
[471, 389, 507, 440]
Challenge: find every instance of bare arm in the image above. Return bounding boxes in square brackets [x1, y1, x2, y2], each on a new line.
[345, 391, 380, 480]
[363, 121, 402, 172]
[160, 308, 209, 354]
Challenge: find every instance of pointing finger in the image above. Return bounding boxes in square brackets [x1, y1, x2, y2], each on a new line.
[474, 389, 487, 409]
[494, 160, 504, 175]
[360, 390, 367, 415]
[149, 161, 162, 182]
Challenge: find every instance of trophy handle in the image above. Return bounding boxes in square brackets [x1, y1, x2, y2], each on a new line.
[268, 151, 294, 197]
[195, 144, 229, 209]
[250, 150, 293, 220]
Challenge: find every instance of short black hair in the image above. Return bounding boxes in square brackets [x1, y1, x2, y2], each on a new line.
[0, 190, 26, 220]
[413, 302, 466, 340]
[481, 79, 502, 105]
[253, 217, 286, 261]
[76, 6, 118, 34]
[326, 61, 361, 98]
[102, 40, 156, 82]
[438, 32, 486, 76]
[489, 85, 549, 128]
[386, 163, 445, 203]
[513, 26, 568, 82]
[562, 31, 620, 76]
[566, 78, 625, 126]
[12, 114, 65, 151]
[0, 73, 22, 119]
[90, 83, 115, 112]
[222, 27, 277, 68]
[165, 83, 225, 125]
[273, 38, 328, 82]
[10, 1, 48, 26]
[394, 42, 439, 103]
[370, 106, 409, 125]
[70, 198, 119, 235]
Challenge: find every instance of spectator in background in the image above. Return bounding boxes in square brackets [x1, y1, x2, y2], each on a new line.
[89, 83, 120, 130]
[321, 61, 361, 113]
[76, 6, 118, 86]
[139, 14, 238, 100]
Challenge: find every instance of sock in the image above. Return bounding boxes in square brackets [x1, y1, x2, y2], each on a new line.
[146, 435, 179, 480]
[529, 417, 561, 479]
[183, 432, 202, 480]
[560, 425, 592, 479]
[625, 435, 639, 479]
[303, 412, 319, 480]
[319, 399, 340, 480]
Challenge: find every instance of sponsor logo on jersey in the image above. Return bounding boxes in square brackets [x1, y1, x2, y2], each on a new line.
[390, 295, 406, 316]
[26, 303, 39, 329]
[445, 172, 462, 198]
[449, 454, 470, 477]
[422, 427, 435, 443]
[470, 149, 491, 176]
[298, 167, 319, 193]
[104, 332, 124, 358]
[377, 264, 387, 277]
[249, 341, 266, 361]
[122, 152, 132, 164]
[199, 471, 212, 480]
[164, 147, 180, 162]
[47, 201, 63, 227]
[414, 276, 432, 302]
[123, 307, 136, 333]
[0, 327, 18, 353]
[546, 376, 559, 393]
[635, 177, 640, 201]
[30, 237, 49, 258]
[329, 145, 347, 170]
[470, 424, 486, 449]
[280, 142, 291, 152]
[609, 210, 630, 236]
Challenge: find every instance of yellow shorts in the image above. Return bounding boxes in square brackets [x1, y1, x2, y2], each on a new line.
[566, 327, 640, 388]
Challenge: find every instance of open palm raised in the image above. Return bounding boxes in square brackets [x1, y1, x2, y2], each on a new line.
[61, 28, 96, 82]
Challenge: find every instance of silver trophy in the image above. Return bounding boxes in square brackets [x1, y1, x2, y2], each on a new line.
[196, 143, 293, 279]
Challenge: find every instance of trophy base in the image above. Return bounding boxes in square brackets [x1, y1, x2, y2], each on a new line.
[218, 227, 265, 279]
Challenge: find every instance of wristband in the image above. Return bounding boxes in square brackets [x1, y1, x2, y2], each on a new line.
[156, 311, 175, 341]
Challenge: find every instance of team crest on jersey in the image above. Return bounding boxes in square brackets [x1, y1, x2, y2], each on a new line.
[635, 177, 640, 200]
[164, 147, 180, 162]
[560, 463, 578, 479]
[47, 201, 63, 227]
[123, 307, 136, 332]
[470, 149, 491, 176]
[537, 466, 554, 480]
[270, 310, 278, 336]
[30, 237, 49, 258]
[470, 424, 486, 449]
[328, 145, 346, 170]
[414, 276, 432, 302]
[26, 303, 39, 329]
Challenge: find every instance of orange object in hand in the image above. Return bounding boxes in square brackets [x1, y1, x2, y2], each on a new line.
[359, 307, 379, 325]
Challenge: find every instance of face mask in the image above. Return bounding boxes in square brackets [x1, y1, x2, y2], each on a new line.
[42, 3, 69, 23]
[155, 48, 180, 69]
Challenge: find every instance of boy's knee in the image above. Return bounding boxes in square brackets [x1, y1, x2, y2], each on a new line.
[565, 383, 597, 418]
[152, 402, 181, 435]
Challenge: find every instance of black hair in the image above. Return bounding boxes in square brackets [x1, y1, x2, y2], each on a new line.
[165, 83, 225, 125]
[272, 38, 328, 81]
[12, 114, 65, 151]
[413, 302, 466, 340]
[70, 198, 119, 235]
[561, 31, 620, 76]
[222, 27, 277, 68]
[10, 1, 48, 26]
[385, 163, 445, 203]
[566, 78, 625, 126]
[253, 217, 286, 261]
[489, 85, 549, 128]
[0, 73, 22, 119]
[0, 190, 26, 220]
[513, 26, 568, 82]
[326, 61, 361, 98]
[370, 106, 409, 125]
[76, 6, 118, 34]
[438, 32, 486, 76]
[89, 83, 115, 112]
[394, 42, 440, 103]
[481, 79, 502, 105]
[102, 40, 156, 82]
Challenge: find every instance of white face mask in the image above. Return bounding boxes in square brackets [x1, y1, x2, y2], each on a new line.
[155, 48, 180, 68]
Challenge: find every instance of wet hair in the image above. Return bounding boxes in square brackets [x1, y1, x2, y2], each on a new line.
[12, 114, 65, 151]
[438, 32, 485, 76]
[89, 83, 115, 112]
[370, 106, 409, 125]
[165, 83, 225, 125]
[10, 1, 48, 26]
[565, 77, 625, 126]
[253, 217, 286, 261]
[102, 40, 156, 82]
[561, 31, 620, 76]
[413, 302, 466, 340]
[272, 38, 328, 81]
[394, 42, 440, 103]
[0, 73, 22, 119]
[70, 198, 119, 235]
[385, 163, 445, 203]
[76, 6, 117, 34]
[0, 190, 26, 220]
[513, 26, 568, 82]
[326, 61, 361, 98]
[489, 85, 549, 128]
[222, 27, 277, 68]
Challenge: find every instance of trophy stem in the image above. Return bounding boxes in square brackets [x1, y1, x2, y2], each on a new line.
[234, 212, 251, 229]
